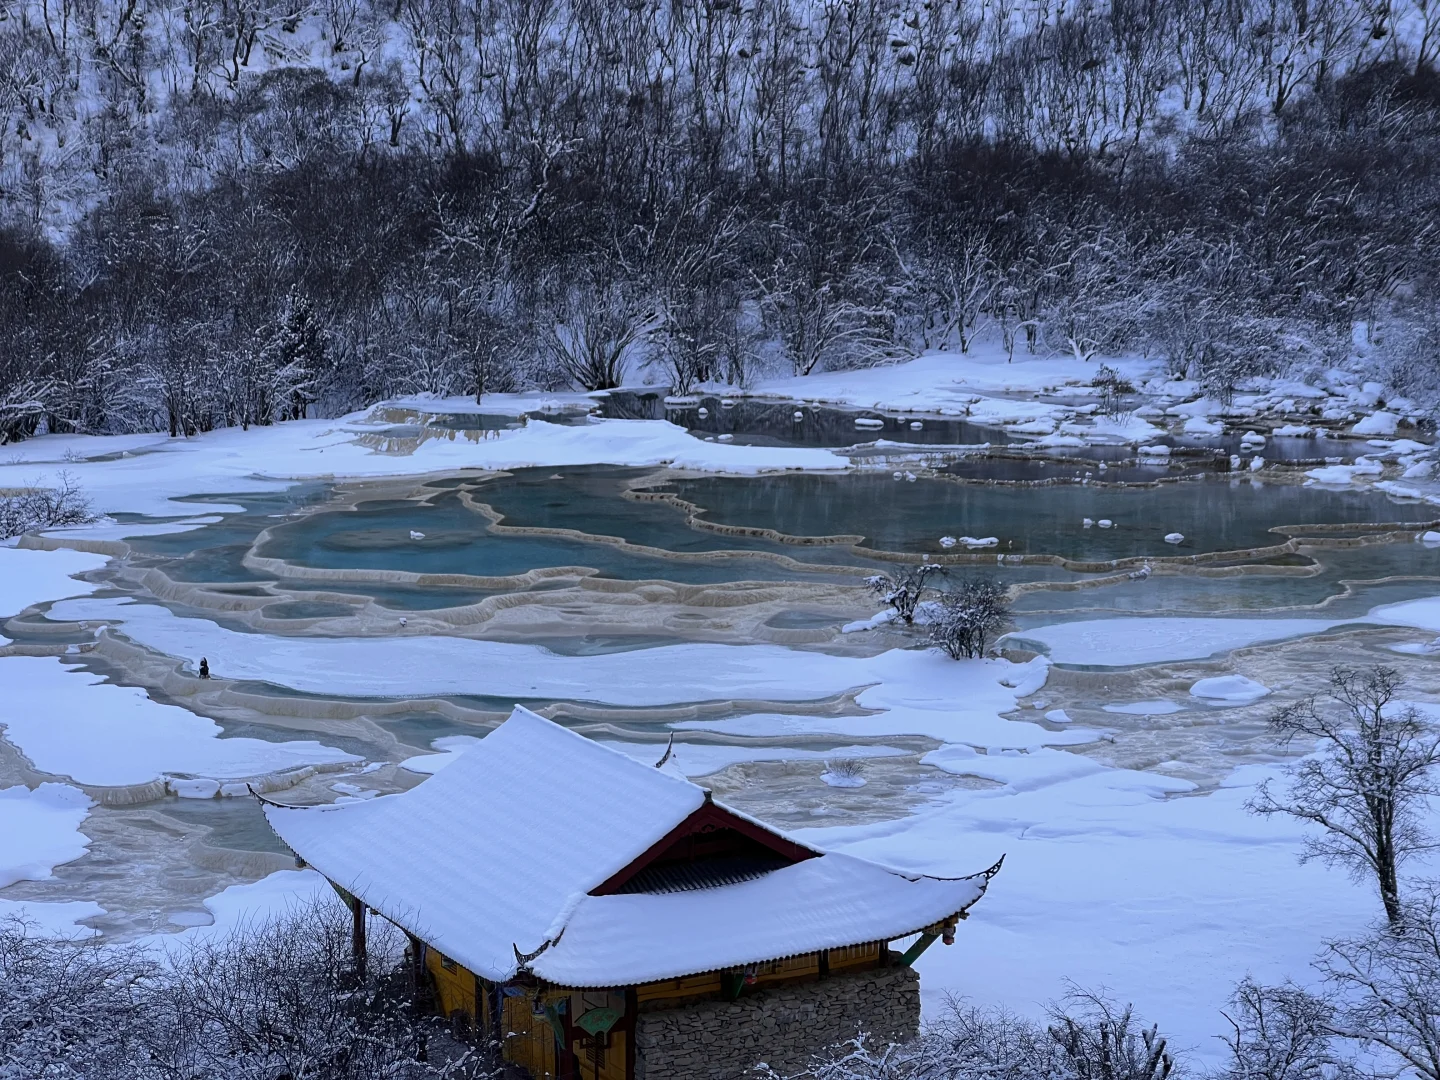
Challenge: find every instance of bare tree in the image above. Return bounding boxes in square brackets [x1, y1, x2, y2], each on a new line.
[540, 270, 660, 392]
[1319, 882, 1440, 1080]
[1248, 666, 1440, 926]
[1216, 978, 1347, 1080]
[865, 564, 944, 625]
[0, 470, 97, 538]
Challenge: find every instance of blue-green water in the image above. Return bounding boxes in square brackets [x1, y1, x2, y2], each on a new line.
[662, 473, 1429, 559]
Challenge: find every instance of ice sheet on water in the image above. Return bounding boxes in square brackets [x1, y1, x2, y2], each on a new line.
[1190, 675, 1271, 704]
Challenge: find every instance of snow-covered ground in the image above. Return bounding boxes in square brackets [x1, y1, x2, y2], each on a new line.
[740, 348, 1155, 415]
[817, 763, 1378, 1058]
[0, 657, 359, 792]
[0, 413, 847, 522]
[0, 547, 110, 643]
[1006, 595, 1440, 666]
[0, 783, 102, 934]
[2, 361, 1438, 1059]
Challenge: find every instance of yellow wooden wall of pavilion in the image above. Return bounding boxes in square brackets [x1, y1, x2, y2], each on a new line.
[423, 940, 889, 1080]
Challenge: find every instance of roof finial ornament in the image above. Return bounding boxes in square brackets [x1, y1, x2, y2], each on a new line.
[513, 927, 565, 970]
[654, 734, 675, 769]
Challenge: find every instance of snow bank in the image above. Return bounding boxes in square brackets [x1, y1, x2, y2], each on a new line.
[1009, 594, 1440, 668]
[0, 548, 109, 641]
[149, 869, 335, 949]
[0, 656, 358, 788]
[807, 761, 1375, 1060]
[1006, 616, 1342, 666]
[49, 598, 1082, 750]
[0, 414, 848, 521]
[742, 347, 1157, 412]
[0, 783, 92, 889]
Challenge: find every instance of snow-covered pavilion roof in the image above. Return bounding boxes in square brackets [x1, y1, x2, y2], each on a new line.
[265, 706, 992, 987]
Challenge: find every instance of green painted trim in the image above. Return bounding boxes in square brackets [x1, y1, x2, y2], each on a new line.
[543, 1004, 567, 1043]
[898, 933, 939, 967]
[576, 1006, 622, 1036]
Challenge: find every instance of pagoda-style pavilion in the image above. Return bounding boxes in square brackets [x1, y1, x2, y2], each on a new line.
[264, 706, 1000, 1080]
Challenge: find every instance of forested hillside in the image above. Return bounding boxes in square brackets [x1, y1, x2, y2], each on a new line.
[2, 0, 1437, 439]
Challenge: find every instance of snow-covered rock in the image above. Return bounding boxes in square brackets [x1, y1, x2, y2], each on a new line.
[1189, 675, 1271, 704]
[1306, 459, 1384, 485]
[409, 530, 425, 539]
[819, 768, 867, 788]
[1182, 416, 1224, 436]
[1097, 519, 1114, 529]
[1082, 518, 1094, 528]
[1164, 532, 1185, 544]
[1166, 397, 1223, 417]
[1249, 456, 1265, 472]
[1138, 444, 1171, 457]
[854, 417, 885, 430]
[939, 536, 958, 548]
[1274, 424, 1313, 437]
[1420, 531, 1440, 546]
[1353, 411, 1400, 436]
[958, 536, 999, 547]
[1008, 418, 1058, 435]
[841, 610, 898, 634]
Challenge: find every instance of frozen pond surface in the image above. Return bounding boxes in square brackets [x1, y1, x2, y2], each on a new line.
[3, 411, 1440, 1054]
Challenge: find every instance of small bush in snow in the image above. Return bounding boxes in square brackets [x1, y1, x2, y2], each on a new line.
[1094, 365, 1136, 420]
[927, 578, 1011, 659]
[821, 759, 866, 787]
[0, 905, 496, 1079]
[0, 919, 159, 1077]
[865, 565, 945, 625]
[757, 992, 1176, 1080]
[0, 472, 96, 539]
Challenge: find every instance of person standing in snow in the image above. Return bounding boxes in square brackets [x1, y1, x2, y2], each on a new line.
[199, 657, 210, 679]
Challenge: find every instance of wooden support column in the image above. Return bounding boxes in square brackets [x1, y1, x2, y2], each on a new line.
[350, 895, 367, 977]
[897, 932, 938, 967]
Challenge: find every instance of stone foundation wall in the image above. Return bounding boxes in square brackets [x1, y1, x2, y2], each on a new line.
[634, 964, 920, 1080]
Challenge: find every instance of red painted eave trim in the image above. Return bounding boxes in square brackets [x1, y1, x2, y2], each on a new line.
[589, 802, 819, 896]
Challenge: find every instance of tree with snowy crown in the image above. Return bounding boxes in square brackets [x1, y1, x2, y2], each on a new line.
[269, 288, 327, 422]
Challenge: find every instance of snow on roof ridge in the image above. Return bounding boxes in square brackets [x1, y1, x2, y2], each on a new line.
[265, 707, 1002, 985]
[501, 704, 705, 795]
